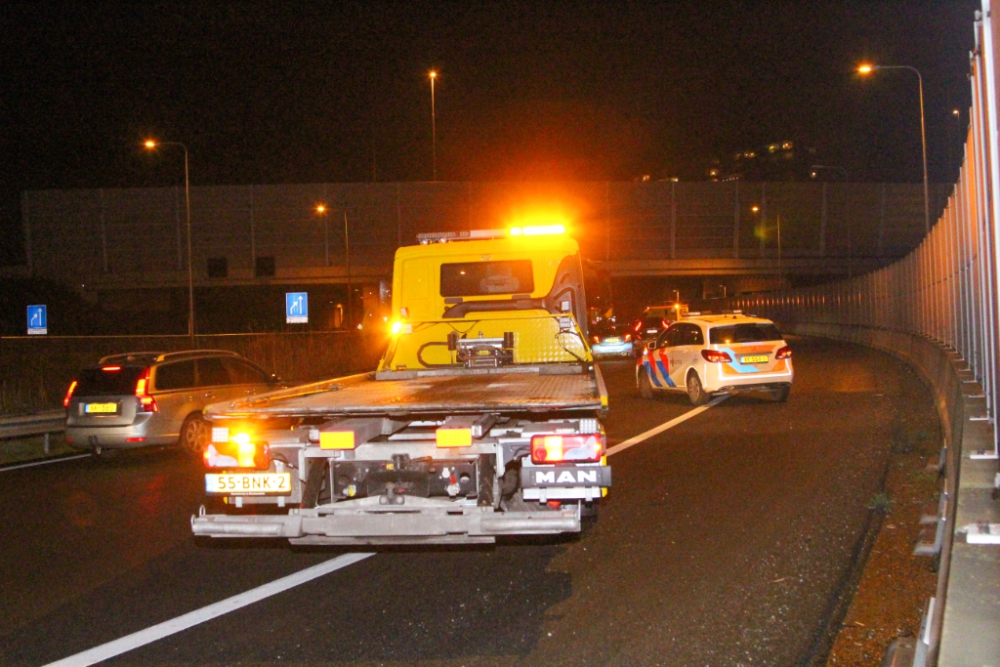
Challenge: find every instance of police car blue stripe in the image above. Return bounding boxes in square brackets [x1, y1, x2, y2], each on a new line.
[654, 358, 676, 387]
[644, 360, 664, 387]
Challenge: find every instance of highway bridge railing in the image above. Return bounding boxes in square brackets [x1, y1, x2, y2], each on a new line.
[723, 9, 1000, 665]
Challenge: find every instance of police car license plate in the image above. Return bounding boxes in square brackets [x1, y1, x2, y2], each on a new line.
[740, 354, 769, 364]
[205, 473, 292, 495]
[84, 402, 118, 414]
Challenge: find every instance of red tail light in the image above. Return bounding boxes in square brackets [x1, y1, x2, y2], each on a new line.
[775, 346, 792, 359]
[633, 321, 642, 332]
[63, 380, 78, 408]
[530, 434, 605, 464]
[101, 365, 121, 372]
[591, 335, 600, 343]
[701, 349, 733, 363]
[134, 368, 157, 412]
[624, 333, 632, 342]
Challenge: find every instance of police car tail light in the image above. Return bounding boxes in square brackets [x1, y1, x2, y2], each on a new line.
[775, 345, 792, 359]
[204, 432, 270, 469]
[591, 335, 601, 343]
[701, 349, 733, 363]
[133, 368, 157, 412]
[530, 434, 604, 464]
[624, 333, 632, 342]
[63, 380, 78, 408]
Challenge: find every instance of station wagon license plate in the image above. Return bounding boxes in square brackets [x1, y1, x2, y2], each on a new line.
[205, 473, 292, 495]
[84, 402, 118, 414]
[740, 355, 769, 364]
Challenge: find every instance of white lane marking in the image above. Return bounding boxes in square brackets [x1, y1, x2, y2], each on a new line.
[42, 552, 375, 667]
[606, 394, 728, 457]
[39, 392, 719, 665]
[0, 454, 90, 471]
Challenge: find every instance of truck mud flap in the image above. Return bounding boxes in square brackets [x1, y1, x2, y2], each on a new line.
[191, 500, 580, 545]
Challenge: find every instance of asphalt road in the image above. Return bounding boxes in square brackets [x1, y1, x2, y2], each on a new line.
[0, 336, 924, 667]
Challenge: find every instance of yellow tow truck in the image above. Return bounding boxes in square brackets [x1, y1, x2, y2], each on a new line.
[191, 225, 611, 545]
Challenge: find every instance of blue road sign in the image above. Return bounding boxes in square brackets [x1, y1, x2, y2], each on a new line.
[286, 292, 308, 324]
[27, 304, 47, 335]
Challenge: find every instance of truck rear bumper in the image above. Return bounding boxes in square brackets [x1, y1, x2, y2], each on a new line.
[191, 496, 581, 545]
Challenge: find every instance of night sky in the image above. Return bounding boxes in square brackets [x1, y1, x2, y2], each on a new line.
[0, 1, 979, 264]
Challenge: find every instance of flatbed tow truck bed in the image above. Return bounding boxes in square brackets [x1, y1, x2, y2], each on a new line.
[208, 363, 607, 420]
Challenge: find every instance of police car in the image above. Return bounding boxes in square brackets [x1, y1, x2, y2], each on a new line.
[635, 312, 793, 404]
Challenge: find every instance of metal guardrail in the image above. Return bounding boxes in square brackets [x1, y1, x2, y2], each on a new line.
[0, 410, 66, 455]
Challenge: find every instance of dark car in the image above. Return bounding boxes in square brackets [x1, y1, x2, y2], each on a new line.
[631, 315, 670, 355]
[64, 350, 282, 458]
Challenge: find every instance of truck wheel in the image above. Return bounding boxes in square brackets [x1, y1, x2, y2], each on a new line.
[638, 368, 654, 399]
[771, 385, 791, 403]
[686, 372, 709, 406]
[179, 412, 208, 457]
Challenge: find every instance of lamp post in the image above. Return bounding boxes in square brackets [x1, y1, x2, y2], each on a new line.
[810, 165, 851, 277]
[429, 70, 438, 181]
[858, 63, 930, 234]
[315, 203, 329, 266]
[144, 139, 194, 340]
[344, 208, 352, 328]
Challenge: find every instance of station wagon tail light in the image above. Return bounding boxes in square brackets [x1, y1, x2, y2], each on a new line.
[701, 349, 733, 363]
[134, 368, 157, 412]
[63, 380, 78, 408]
[530, 434, 605, 464]
[775, 346, 792, 359]
[204, 432, 270, 469]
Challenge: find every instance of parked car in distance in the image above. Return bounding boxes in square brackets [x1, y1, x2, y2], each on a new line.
[636, 312, 793, 405]
[64, 350, 282, 458]
[589, 321, 634, 359]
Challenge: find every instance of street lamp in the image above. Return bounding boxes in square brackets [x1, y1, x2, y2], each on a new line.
[315, 203, 329, 266]
[809, 164, 848, 181]
[429, 70, 438, 181]
[858, 63, 930, 233]
[144, 139, 194, 340]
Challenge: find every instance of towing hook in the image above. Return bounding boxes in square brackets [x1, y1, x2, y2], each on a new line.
[380, 483, 406, 505]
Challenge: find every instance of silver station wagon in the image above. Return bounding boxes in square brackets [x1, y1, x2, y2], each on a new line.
[64, 350, 281, 458]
